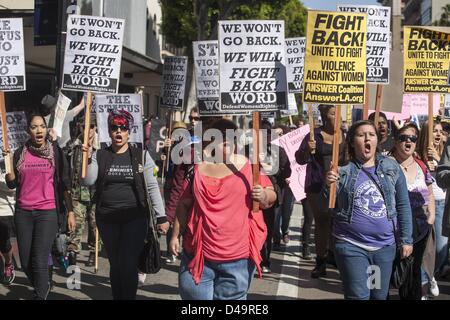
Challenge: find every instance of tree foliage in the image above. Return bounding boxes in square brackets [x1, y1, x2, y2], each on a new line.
[160, 0, 308, 55]
[433, 4, 450, 26]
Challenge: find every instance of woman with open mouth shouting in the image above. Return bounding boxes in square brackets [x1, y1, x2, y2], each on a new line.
[82, 109, 169, 300]
[325, 120, 413, 300]
[392, 122, 436, 300]
[4, 113, 74, 300]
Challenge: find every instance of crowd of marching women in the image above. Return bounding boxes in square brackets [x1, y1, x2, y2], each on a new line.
[0, 100, 449, 301]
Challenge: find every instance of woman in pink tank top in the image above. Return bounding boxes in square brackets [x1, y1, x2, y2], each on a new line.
[169, 119, 277, 300]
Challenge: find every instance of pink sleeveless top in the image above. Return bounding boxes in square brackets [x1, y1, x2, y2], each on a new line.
[183, 161, 272, 284]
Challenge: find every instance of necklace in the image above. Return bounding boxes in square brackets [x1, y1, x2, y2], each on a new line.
[401, 159, 415, 171]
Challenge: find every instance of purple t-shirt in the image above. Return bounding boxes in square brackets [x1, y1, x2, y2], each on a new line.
[334, 166, 395, 250]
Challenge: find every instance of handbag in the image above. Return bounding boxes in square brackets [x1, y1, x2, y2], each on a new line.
[138, 150, 162, 274]
[138, 207, 161, 274]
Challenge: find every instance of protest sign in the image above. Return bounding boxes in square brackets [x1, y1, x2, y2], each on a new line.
[62, 15, 125, 93]
[159, 56, 188, 110]
[52, 92, 72, 138]
[148, 118, 166, 161]
[0, 18, 26, 91]
[94, 94, 143, 148]
[285, 37, 306, 93]
[404, 26, 450, 94]
[219, 20, 287, 112]
[272, 125, 310, 201]
[0, 111, 27, 162]
[337, 5, 390, 84]
[281, 93, 298, 117]
[193, 41, 220, 115]
[303, 11, 367, 104]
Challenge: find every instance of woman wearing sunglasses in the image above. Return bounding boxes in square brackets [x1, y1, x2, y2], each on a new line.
[326, 120, 412, 300]
[82, 109, 169, 299]
[392, 123, 436, 300]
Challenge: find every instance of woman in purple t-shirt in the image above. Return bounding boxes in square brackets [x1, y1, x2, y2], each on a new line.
[4, 114, 74, 300]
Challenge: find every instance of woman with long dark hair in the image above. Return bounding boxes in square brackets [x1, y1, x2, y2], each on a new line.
[4, 113, 74, 300]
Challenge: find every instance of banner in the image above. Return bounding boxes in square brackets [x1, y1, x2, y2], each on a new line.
[404, 26, 450, 93]
[0, 111, 27, 161]
[219, 20, 287, 112]
[147, 119, 166, 161]
[271, 125, 310, 201]
[0, 18, 26, 91]
[94, 94, 143, 148]
[337, 5, 390, 84]
[159, 56, 188, 110]
[53, 92, 72, 138]
[285, 37, 306, 93]
[280, 93, 298, 117]
[303, 11, 367, 104]
[62, 15, 125, 93]
[193, 41, 221, 115]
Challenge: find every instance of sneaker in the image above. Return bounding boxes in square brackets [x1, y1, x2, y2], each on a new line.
[261, 266, 271, 274]
[86, 252, 95, 267]
[429, 277, 439, 297]
[421, 295, 429, 300]
[165, 254, 177, 264]
[138, 273, 146, 287]
[311, 257, 327, 278]
[282, 234, 290, 244]
[3, 263, 15, 285]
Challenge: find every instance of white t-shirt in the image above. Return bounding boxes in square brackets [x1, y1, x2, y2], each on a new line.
[0, 169, 15, 217]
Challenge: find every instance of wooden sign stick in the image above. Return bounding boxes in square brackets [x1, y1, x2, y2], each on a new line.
[165, 111, 174, 173]
[328, 104, 341, 209]
[252, 111, 261, 213]
[374, 85, 383, 128]
[81, 92, 92, 179]
[428, 93, 434, 160]
[0, 92, 12, 174]
[307, 104, 315, 155]
[363, 84, 369, 120]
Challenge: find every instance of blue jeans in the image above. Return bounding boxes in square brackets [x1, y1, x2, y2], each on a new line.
[434, 199, 449, 273]
[334, 240, 396, 300]
[274, 187, 295, 243]
[179, 253, 256, 300]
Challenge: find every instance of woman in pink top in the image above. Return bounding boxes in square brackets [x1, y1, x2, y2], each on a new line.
[169, 119, 277, 300]
[4, 114, 74, 300]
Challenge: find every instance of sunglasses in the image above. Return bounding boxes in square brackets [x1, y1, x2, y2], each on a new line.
[398, 134, 418, 143]
[110, 124, 129, 132]
[189, 116, 200, 121]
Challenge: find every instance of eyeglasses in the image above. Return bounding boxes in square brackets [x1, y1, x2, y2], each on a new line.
[189, 116, 200, 121]
[110, 124, 129, 132]
[398, 134, 418, 143]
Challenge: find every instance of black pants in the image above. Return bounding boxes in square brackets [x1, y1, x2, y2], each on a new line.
[14, 208, 58, 300]
[261, 206, 275, 268]
[0, 216, 13, 254]
[301, 198, 314, 245]
[97, 210, 147, 300]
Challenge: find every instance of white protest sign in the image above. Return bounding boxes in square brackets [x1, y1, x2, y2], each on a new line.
[285, 37, 305, 94]
[62, 15, 125, 93]
[159, 56, 188, 110]
[94, 94, 143, 147]
[193, 41, 221, 115]
[337, 5, 391, 84]
[281, 93, 298, 117]
[219, 20, 287, 112]
[53, 92, 72, 138]
[0, 111, 27, 161]
[0, 18, 26, 91]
